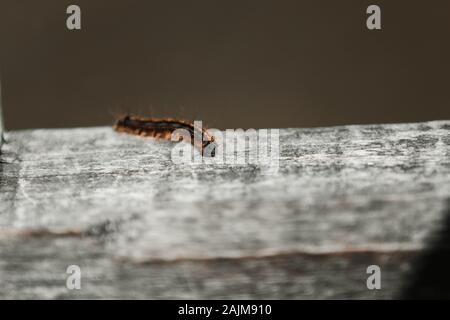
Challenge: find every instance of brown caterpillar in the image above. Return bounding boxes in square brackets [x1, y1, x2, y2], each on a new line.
[114, 115, 217, 157]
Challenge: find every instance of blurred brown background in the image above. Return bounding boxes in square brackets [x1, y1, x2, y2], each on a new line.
[0, 0, 449, 130]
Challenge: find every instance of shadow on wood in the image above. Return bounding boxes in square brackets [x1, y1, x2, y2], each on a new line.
[401, 199, 450, 299]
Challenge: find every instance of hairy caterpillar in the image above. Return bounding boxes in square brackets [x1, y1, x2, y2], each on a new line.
[114, 115, 217, 157]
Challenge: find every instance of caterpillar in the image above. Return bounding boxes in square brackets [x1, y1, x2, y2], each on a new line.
[114, 115, 217, 157]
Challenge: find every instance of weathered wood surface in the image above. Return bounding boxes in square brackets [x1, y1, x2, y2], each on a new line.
[0, 81, 3, 148]
[0, 121, 449, 299]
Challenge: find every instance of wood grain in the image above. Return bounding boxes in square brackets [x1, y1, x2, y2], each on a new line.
[0, 121, 449, 299]
[0, 79, 4, 148]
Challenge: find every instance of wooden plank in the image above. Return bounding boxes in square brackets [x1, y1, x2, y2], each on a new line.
[0, 121, 449, 299]
[0, 79, 4, 148]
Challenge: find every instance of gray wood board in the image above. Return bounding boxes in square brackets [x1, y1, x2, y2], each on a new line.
[0, 121, 449, 299]
[0, 80, 3, 148]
